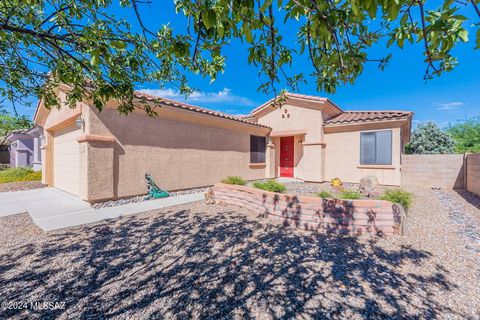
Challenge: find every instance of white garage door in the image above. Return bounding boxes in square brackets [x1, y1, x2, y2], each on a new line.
[53, 125, 81, 196]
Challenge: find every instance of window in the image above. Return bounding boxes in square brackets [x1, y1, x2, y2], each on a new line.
[360, 130, 392, 165]
[250, 135, 266, 163]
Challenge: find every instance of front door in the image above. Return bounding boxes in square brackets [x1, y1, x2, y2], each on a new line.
[280, 136, 294, 177]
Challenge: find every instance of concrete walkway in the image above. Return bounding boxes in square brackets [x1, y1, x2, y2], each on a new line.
[0, 188, 204, 231]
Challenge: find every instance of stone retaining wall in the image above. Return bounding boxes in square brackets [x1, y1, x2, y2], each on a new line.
[212, 183, 402, 236]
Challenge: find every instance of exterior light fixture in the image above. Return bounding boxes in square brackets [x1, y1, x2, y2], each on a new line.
[75, 116, 85, 129]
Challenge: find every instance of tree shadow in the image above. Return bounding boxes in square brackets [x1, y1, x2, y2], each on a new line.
[0, 205, 467, 319]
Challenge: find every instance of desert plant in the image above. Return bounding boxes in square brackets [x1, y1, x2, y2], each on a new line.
[338, 189, 362, 200]
[253, 180, 286, 193]
[380, 189, 413, 211]
[405, 121, 455, 154]
[317, 190, 334, 198]
[222, 176, 246, 185]
[0, 167, 41, 183]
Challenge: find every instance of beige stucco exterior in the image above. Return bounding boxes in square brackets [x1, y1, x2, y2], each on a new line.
[35, 88, 412, 203]
[36, 88, 270, 202]
[324, 125, 403, 186]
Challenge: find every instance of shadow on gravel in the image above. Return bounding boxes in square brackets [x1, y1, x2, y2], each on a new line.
[0, 207, 465, 319]
[454, 189, 480, 211]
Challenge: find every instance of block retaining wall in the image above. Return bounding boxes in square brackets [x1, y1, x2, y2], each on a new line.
[212, 183, 402, 236]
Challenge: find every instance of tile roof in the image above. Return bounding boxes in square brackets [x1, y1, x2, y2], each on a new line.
[324, 111, 413, 125]
[249, 92, 343, 115]
[134, 91, 271, 129]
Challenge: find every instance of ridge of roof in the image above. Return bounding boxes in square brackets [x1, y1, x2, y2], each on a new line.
[249, 92, 343, 115]
[133, 91, 271, 129]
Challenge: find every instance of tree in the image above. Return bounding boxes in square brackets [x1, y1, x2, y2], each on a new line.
[405, 121, 455, 154]
[0, 111, 33, 147]
[447, 118, 480, 153]
[0, 0, 478, 115]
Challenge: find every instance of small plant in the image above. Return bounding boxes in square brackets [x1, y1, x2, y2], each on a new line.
[380, 189, 413, 211]
[253, 179, 287, 193]
[0, 167, 42, 184]
[222, 176, 246, 185]
[317, 190, 333, 198]
[338, 189, 362, 200]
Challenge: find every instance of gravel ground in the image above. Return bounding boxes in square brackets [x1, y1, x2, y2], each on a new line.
[0, 188, 479, 319]
[0, 181, 44, 192]
[92, 187, 209, 209]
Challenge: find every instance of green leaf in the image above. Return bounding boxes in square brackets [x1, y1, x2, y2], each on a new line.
[244, 27, 253, 43]
[202, 10, 216, 30]
[458, 29, 468, 42]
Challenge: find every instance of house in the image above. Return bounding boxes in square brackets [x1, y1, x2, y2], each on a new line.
[5, 126, 43, 171]
[34, 85, 412, 203]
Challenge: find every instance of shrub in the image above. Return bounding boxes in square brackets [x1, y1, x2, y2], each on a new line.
[317, 190, 333, 198]
[0, 164, 9, 171]
[380, 189, 413, 211]
[253, 180, 287, 193]
[222, 176, 246, 185]
[338, 189, 362, 200]
[0, 167, 42, 184]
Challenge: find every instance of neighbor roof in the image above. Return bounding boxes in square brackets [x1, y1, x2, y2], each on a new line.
[324, 111, 413, 126]
[134, 91, 271, 129]
[249, 92, 343, 116]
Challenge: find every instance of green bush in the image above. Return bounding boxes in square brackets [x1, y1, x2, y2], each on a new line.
[222, 176, 246, 185]
[0, 167, 42, 184]
[338, 189, 362, 200]
[380, 189, 413, 211]
[317, 190, 334, 198]
[0, 164, 9, 171]
[253, 180, 287, 193]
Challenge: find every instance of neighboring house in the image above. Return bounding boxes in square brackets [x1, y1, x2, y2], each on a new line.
[34, 86, 412, 203]
[6, 126, 43, 171]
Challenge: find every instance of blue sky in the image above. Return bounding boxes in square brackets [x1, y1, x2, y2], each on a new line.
[12, 2, 480, 128]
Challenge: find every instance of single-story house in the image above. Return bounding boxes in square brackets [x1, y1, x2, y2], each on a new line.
[34, 85, 412, 203]
[5, 126, 43, 171]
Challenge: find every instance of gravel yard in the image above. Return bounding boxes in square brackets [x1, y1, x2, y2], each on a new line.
[0, 181, 44, 192]
[0, 188, 479, 319]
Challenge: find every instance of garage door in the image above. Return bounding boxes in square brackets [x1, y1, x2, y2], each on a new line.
[53, 125, 81, 196]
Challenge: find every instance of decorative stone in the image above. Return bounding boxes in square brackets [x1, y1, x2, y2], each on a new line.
[359, 175, 379, 197]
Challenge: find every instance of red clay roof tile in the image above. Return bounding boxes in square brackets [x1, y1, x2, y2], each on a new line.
[134, 91, 271, 129]
[324, 111, 413, 125]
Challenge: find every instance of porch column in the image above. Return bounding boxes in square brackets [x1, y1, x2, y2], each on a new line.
[32, 136, 42, 171]
[265, 138, 276, 178]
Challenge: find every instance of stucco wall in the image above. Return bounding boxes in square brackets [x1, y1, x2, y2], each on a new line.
[324, 127, 402, 186]
[256, 104, 324, 181]
[401, 154, 465, 189]
[466, 153, 480, 196]
[86, 106, 268, 202]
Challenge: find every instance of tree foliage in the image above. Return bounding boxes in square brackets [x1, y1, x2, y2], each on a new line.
[0, 0, 478, 114]
[447, 118, 480, 153]
[405, 121, 455, 154]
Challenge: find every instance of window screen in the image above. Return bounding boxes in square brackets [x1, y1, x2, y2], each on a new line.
[360, 130, 392, 165]
[250, 135, 266, 163]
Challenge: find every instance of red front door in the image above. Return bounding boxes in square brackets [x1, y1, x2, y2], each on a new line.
[280, 136, 294, 177]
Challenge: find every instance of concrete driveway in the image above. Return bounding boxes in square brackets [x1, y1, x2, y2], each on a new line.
[0, 188, 204, 231]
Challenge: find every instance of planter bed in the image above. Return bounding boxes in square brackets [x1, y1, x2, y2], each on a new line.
[213, 183, 403, 236]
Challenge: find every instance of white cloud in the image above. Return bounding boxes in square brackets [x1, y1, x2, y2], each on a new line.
[436, 101, 463, 111]
[138, 88, 257, 107]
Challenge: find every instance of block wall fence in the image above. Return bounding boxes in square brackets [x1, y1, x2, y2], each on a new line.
[212, 183, 403, 237]
[401, 154, 465, 189]
[466, 154, 480, 197]
[401, 153, 480, 197]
